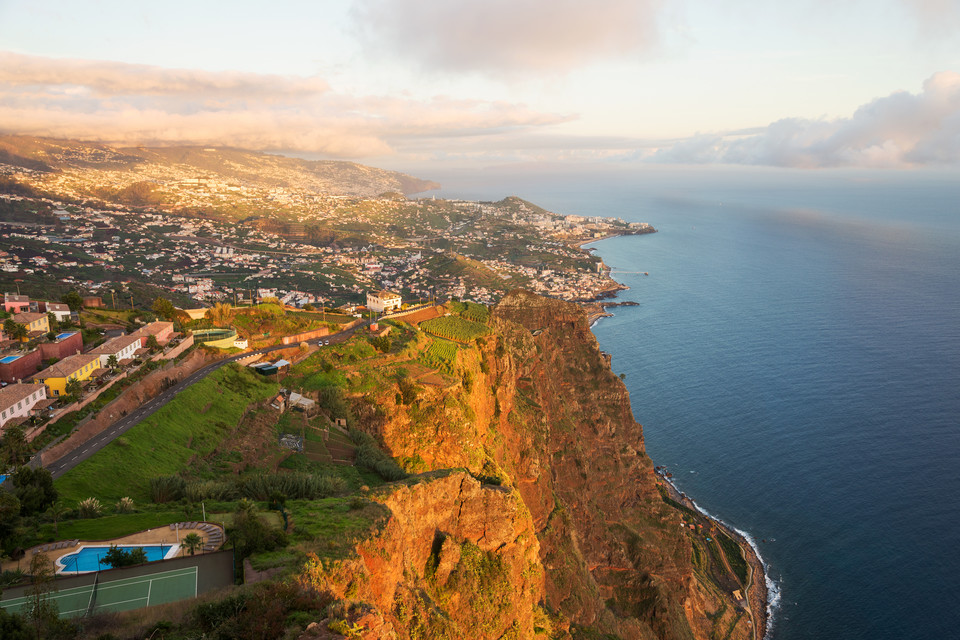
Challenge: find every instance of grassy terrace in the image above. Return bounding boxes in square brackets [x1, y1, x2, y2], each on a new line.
[55, 365, 279, 505]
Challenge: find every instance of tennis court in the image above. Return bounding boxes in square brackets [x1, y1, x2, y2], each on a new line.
[1, 566, 198, 619]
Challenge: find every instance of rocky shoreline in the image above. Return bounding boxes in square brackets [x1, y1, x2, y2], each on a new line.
[656, 470, 770, 640]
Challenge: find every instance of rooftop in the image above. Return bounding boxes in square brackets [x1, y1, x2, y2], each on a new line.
[0, 382, 45, 408]
[35, 353, 99, 379]
[88, 335, 140, 355]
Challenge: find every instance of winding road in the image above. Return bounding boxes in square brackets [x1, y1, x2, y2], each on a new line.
[46, 324, 365, 479]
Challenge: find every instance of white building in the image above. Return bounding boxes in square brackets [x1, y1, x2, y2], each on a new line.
[366, 289, 402, 314]
[0, 383, 47, 430]
[88, 335, 143, 367]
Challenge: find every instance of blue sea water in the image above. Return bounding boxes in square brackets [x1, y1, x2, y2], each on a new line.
[434, 166, 960, 640]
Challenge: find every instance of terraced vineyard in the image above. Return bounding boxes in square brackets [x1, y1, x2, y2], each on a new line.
[420, 315, 489, 343]
[418, 338, 458, 374]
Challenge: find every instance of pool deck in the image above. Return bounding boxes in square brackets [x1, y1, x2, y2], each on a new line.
[1, 522, 226, 574]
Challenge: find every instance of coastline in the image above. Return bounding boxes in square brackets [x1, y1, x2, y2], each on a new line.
[657, 470, 771, 640]
[583, 233, 772, 640]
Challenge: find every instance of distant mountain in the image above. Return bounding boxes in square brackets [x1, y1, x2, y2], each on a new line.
[0, 135, 440, 197]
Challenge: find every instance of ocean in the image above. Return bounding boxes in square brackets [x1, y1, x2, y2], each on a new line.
[432, 165, 960, 640]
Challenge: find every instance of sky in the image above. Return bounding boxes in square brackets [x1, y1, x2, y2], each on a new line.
[1, 0, 959, 173]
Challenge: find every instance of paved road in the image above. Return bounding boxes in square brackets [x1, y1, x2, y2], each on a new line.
[46, 324, 365, 479]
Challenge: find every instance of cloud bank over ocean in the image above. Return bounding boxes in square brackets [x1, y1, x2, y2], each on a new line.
[649, 72, 960, 167]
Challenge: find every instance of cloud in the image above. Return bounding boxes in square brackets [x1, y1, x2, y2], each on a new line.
[650, 71, 960, 168]
[898, 0, 960, 37]
[0, 52, 569, 159]
[352, 0, 665, 74]
[0, 52, 329, 99]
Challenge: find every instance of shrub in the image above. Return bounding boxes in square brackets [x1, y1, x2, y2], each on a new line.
[114, 496, 135, 514]
[77, 497, 103, 519]
[150, 475, 186, 503]
[349, 429, 408, 481]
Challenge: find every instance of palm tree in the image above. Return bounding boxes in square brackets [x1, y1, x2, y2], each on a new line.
[182, 532, 202, 556]
[44, 502, 70, 536]
[106, 354, 119, 372]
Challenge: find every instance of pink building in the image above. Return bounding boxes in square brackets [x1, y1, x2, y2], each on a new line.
[3, 294, 31, 314]
[0, 383, 47, 430]
[38, 331, 83, 361]
[0, 350, 42, 383]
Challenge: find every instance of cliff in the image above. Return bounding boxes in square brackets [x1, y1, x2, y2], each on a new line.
[310, 291, 754, 640]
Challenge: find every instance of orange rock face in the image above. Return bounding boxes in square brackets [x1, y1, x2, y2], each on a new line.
[319, 290, 748, 640]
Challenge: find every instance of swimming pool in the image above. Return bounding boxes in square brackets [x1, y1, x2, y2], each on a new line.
[55, 332, 76, 341]
[56, 544, 179, 573]
[0, 356, 21, 364]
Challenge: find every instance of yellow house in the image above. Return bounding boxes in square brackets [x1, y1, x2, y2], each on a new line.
[12, 312, 50, 341]
[33, 353, 100, 397]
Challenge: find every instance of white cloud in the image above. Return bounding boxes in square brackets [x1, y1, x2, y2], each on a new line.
[0, 52, 329, 99]
[0, 52, 570, 159]
[650, 72, 960, 167]
[352, 0, 665, 74]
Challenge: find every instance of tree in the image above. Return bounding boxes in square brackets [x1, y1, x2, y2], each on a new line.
[151, 297, 176, 320]
[100, 545, 148, 569]
[3, 319, 27, 341]
[204, 302, 233, 326]
[0, 607, 32, 640]
[60, 290, 83, 312]
[0, 427, 31, 468]
[12, 467, 57, 517]
[44, 502, 70, 537]
[145, 334, 160, 351]
[0, 492, 21, 552]
[45, 312, 58, 334]
[63, 378, 83, 403]
[25, 553, 58, 640]
[106, 354, 119, 372]
[182, 532, 202, 556]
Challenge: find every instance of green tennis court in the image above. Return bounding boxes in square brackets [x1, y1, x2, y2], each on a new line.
[0, 566, 198, 619]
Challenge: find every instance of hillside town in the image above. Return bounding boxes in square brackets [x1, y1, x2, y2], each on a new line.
[0, 187, 653, 309]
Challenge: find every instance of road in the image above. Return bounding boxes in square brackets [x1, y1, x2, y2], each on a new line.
[46, 323, 365, 479]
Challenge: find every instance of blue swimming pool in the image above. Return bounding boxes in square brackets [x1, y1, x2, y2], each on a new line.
[55, 332, 76, 341]
[57, 544, 178, 573]
[0, 356, 21, 364]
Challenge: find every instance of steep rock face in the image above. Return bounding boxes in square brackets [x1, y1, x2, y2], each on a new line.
[313, 471, 545, 640]
[350, 290, 752, 639]
[489, 290, 696, 639]
[363, 291, 749, 640]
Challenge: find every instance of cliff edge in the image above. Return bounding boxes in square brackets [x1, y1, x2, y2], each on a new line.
[311, 290, 755, 640]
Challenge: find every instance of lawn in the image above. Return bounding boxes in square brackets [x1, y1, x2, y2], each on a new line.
[27, 510, 186, 547]
[55, 364, 279, 505]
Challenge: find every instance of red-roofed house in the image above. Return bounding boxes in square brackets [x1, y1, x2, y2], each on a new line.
[0, 383, 47, 431]
[131, 321, 175, 345]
